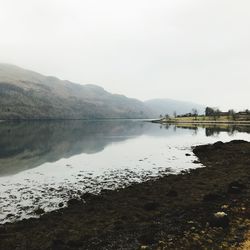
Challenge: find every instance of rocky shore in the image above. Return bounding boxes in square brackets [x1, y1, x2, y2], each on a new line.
[0, 140, 250, 250]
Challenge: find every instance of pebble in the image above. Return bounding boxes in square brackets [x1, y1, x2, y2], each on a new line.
[209, 212, 229, 228]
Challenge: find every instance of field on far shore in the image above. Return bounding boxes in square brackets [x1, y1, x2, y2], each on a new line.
[156, 115, 250, 124]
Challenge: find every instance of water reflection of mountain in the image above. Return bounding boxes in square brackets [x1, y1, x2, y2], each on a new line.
[0, 120, 152, 176]
[1, 121, 249, 176]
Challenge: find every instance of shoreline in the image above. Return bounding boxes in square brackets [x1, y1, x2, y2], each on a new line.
[1, 140, 250, 249]
[152, 119, 250, 125]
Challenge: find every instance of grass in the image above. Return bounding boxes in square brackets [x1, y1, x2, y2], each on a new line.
[159, 115, 250, 124]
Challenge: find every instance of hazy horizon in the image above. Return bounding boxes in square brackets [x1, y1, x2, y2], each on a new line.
[0, 0, 249, 110]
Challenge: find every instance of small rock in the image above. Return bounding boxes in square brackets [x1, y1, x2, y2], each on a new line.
[140, 246, 150, 250]
[185, 153, 191, 156]
[214, 211, 227, 218]
[209, 212, 229, 228]
[238, 224, 247, 230]
[221, 204, 229, 210]
[58, 202, 64, 208]
[207, 239, 213, 244]
[158, 241, 165, 247]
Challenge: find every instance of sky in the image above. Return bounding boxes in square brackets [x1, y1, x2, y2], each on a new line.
[0, 0, 249, 110]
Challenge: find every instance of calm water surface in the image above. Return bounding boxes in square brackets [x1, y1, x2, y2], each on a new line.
[0, 120, 250, 223]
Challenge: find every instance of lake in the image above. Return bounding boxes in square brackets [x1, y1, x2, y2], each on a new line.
[0, 120, 250, 224]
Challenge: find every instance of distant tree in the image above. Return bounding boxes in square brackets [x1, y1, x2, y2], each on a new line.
[165, 114, 169, 120]
[228, 109, 236, 120]
[213, 109, 221, 120]
[159, 114, 163, 119]
[205, 107, 215, 116]
[205, 107, 221, 120]
[192, 108, 198, 120]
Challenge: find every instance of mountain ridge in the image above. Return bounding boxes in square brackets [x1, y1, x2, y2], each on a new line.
[0, 63, 205, 120]
[0, 63, 154, 119]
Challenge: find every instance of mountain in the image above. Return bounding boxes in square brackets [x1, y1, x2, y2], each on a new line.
[144, 98, 205, 117]
[0, 64, 154, 119]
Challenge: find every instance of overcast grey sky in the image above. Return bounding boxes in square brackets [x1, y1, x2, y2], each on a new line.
[0, 0, 249, 110]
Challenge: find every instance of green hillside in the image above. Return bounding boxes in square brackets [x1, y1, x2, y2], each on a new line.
[0, 64, 154, 120]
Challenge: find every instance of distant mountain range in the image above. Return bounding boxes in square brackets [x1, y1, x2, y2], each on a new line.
[145, 99, 205, 117]
[0, 64, 205, 119]
[0, 64, 154, 119]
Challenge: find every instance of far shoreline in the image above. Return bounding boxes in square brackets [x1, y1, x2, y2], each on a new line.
[152, 119, 250, 125]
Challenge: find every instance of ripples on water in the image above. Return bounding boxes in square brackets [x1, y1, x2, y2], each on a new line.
[0, 120, 250, 223]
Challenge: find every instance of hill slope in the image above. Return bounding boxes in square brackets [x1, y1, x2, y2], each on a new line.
[144, 98, 205, 117]
[0, 64, 154, 119]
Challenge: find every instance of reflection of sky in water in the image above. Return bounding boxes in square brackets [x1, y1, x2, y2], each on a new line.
[0, 121, 250, 223]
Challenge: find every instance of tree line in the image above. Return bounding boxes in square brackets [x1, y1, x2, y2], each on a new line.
[159, 107, 250, 120]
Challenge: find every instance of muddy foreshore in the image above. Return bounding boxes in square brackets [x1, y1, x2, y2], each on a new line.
[1, 140, 250, 250]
